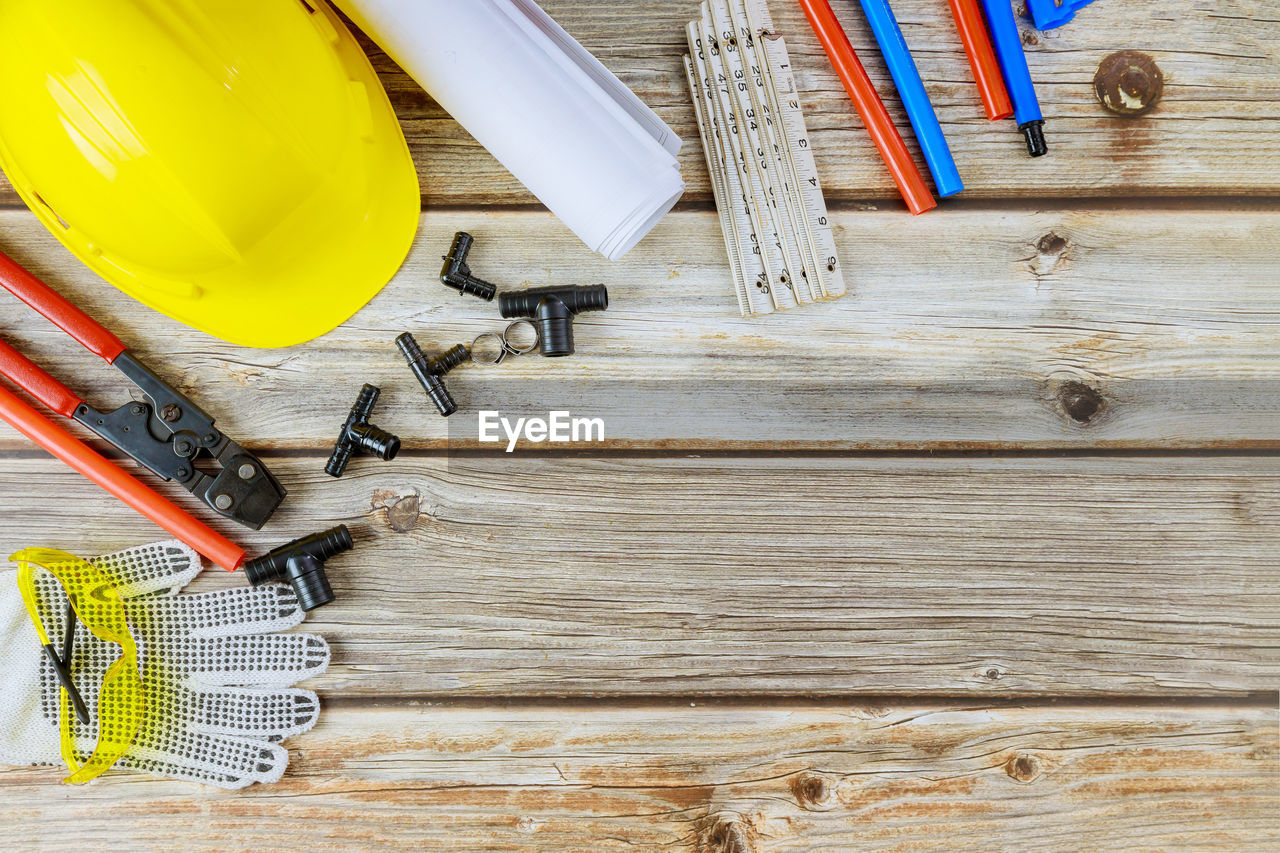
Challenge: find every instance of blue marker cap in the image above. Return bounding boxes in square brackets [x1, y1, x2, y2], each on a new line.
[1026, 0, 1099, 30]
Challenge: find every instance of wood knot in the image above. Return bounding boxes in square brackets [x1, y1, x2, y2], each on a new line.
[371, 489, 423, 533]
[1057, 381, 1105, 425]
[1094, 51, 1164, 116]
[790, 772, 837, 811]
[1036, 232, 1068, 256]
[699, 815, 755, 853]
[1029, 231, 1070, 275]
[1006, 753, 1042, 783]
[982, 666, 1004, 681]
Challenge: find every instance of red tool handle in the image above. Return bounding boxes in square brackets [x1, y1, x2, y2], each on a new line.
[0, 382, 245, 571]
[795, 0, 936, 216]
[947, 0, 1014, 121]
[0, 251, 127, 363]
[0, 337, 83, 417]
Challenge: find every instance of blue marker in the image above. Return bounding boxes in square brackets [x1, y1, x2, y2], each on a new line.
[1026, 0, 1098, 30]
[856, 0, 964, 197]
[978, 0, 1048, 156]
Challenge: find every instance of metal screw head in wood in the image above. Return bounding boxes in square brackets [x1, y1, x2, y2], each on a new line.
[1094, 51, 1164, 116]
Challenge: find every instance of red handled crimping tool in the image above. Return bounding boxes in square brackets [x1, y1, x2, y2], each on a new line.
[0, 251, 286, 530]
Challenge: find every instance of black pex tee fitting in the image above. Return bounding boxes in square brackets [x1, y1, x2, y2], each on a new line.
[244, 525, 354, 611]
[498, 284, 608, 357]
[397, 333, 470, 417]
[326, 384, 401, 477]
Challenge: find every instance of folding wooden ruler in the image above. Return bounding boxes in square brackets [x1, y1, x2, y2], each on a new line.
[684, 0, 844, 317]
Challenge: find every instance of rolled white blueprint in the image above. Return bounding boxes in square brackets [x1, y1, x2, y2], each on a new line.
[335, 0, 685, 260]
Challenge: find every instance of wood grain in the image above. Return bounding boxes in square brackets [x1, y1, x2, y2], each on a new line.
[0, 1, 1276, 840]
[2, 207, 1279, 451]
[3, 701, 1275, 851]
[3, 0, 1273, 209]
[367, 0, 1280, 201]
[0, 453, 1276, 698]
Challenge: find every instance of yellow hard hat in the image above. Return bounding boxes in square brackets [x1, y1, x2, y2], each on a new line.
[0, 0, 419, 348]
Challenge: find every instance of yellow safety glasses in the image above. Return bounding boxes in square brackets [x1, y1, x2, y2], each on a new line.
[12, 548, 145, 784]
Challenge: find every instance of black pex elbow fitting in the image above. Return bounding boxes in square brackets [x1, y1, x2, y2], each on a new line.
[244, 525, 354, 611]
[498, 284, 608, 357]
[326, 384, 401, 477]
[396, 333, 470, 417]
[440, 231, 497, 301]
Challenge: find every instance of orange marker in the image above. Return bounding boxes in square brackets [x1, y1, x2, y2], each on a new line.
[947, 0, 1014, 120]
[0, 383, 246, 571]
[795, 0, 935, 215]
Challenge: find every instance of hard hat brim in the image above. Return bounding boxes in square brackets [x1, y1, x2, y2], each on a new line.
[0, 0, 421, 349]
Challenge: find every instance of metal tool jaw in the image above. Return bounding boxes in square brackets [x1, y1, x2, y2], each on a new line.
[70, 352, 286, 529]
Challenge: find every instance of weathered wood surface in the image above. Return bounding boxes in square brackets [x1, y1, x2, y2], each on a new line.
[1, 453, 1276, 698]
[1, 1, 1275, 209]
[4, 702, 1276, 851]
[1, 0, 1277, 845]
[3, 206, 1279, 451]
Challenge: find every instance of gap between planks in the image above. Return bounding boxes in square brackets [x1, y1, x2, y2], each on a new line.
[8, 446, 1280, 462]
[2, 196, 1280, 215]
[316, 693, 1280, 711]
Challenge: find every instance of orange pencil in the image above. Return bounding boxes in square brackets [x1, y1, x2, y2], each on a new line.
[795, 0, 935, 215]
[947, 0, 1014, 120]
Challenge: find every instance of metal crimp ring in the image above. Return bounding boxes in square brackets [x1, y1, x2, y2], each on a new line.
[470, 320, 540, 365]
[469, 332, 509, 365]
[502, 319, 540, 355]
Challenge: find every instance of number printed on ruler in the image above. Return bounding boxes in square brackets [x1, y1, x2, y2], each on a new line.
[684, 54, 750, 315]
[721, 0, 822, 303]
[710, 0, 809, 305]
[745, 0, 843, 298]
[699, 8, 796, 312]
[684, 0, 845, 316]
[686, 23, 771, 315]
[691, 18, 774, 313]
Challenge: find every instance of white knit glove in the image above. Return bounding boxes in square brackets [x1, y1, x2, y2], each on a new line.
[0, 541, 329, 788]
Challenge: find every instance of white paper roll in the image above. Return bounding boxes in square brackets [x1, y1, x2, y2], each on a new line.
[336, 0, 685, 260]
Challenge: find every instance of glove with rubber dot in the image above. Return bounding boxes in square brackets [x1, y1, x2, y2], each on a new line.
[0, 541, 329, 788]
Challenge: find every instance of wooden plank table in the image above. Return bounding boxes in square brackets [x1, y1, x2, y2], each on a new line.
[2, 0, 1277, 849]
